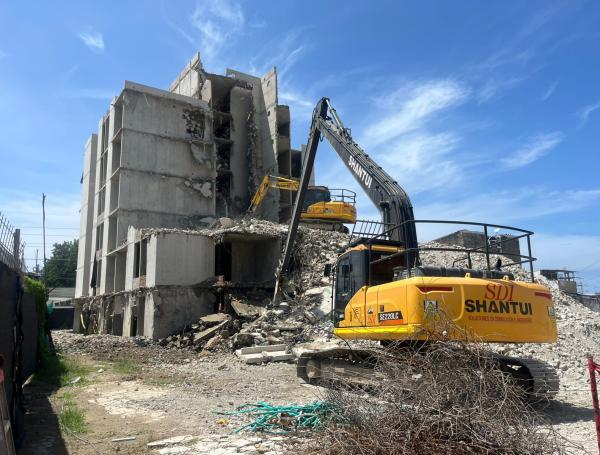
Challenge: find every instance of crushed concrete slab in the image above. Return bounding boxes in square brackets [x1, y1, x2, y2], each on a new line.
[236, 345, 294, 364]
[231, 299, 266, 318]
[194, 320, 229, 344]
[201, 313, 231, 325]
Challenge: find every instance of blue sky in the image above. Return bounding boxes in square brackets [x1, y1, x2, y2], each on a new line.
[1, 1, 599, 291]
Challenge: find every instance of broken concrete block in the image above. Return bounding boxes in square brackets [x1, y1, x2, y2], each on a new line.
[314, 286, 333, 319]
[203, 335, 223, 351]
[305, 286, 325, 296]
[235, 344, 294, 364]
[231, 299, 266, 318]
[200, 313, 230, 325]
[147, 435, 195, 448]
[233, 332, 255, 349]
[218, 217, 235, 228]
[193, 319, 229, 344]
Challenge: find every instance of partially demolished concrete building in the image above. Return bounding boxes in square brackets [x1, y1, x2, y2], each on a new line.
[74, 54, 301, 339]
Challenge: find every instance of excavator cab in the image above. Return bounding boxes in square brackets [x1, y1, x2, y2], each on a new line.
[331, 240, 405, 326]
[302, 187, 357, 225]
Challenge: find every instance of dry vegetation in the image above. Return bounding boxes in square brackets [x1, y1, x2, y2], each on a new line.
[313, 328, 567, 454]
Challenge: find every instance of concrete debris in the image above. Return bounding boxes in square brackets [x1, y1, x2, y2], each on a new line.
[159, 313, 234, 351]
[147, 435, 196, 448]
[231, 299, 267, 318]
[111, 436, 136, 442]
[235, 345, 294, 364]
[420, 241, 530, 280]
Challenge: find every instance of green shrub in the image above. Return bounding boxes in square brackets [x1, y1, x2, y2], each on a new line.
[23, 277, 51, 362]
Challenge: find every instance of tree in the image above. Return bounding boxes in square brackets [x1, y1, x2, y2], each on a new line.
[44, 239, 78, 287]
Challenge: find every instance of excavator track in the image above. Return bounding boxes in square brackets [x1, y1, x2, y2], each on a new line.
[493, 355, 560, 401]
[297, 348, 559, 401]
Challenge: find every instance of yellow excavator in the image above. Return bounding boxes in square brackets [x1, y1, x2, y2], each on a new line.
[248, 174, 357, 230]
[276, 98, 559, 400]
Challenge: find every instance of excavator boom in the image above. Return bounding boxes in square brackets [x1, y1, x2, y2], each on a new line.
[278, 97, 418, 281]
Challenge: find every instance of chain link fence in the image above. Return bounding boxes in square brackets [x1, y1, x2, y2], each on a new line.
[0, 212, 26, 272]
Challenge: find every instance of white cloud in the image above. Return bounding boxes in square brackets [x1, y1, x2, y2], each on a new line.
[247, 29, 310, 80]
[78, 30, 104, 52]
[502, 132, 563, 169]
[363, 80, 469, 148]
[477, 5, 561, 73]
[190, 0, 244, 59]
[477, 77, 523, 103]
[279, 90, 314, 121]
[416, 187, 600, 227]
[379, 132, 462, 193]
[577, 100, 600, 126]
[542, 80, 559, 101]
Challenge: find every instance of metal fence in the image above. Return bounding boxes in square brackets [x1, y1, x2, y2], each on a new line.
[0, 212, 25, 272]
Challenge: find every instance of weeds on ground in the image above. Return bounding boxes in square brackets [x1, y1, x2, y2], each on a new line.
[112, 358, 142, 375]
[34, 353, 92, 387]
[58, 391, 88, 435]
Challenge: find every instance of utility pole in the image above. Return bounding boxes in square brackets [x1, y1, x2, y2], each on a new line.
[35, 249, 39, 274]
[42, 193, 46, 285]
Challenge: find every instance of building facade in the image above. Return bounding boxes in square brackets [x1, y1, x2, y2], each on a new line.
[74, 54, 302, 338]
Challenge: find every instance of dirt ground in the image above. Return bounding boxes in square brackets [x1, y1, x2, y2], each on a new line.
[17, 331, 598, 455]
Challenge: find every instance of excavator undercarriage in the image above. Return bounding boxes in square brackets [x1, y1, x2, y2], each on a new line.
[296, 347, 559, 401]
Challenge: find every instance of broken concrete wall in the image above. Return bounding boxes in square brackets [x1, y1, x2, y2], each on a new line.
[169, 52, 203, 98]
[226, 68, 280, 222]
[226, 234, 280, 283]
[230, 85, 253, 213]
[148, 231, 214, 286]
[117, 287, 215, 340]
[75, 134, 98, 297]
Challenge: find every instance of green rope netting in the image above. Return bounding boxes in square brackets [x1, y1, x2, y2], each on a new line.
[216, 401, 344, 434]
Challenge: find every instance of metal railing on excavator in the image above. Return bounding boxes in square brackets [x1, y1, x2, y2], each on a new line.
[351, 219, 538, 284]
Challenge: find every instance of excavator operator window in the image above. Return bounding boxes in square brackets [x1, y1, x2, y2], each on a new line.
[334, 257, 352, 324]
[369, 250, 405, 286]
[303, 187, 331, 211]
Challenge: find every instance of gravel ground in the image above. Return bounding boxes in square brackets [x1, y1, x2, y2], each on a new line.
[19, 328, 597, 454]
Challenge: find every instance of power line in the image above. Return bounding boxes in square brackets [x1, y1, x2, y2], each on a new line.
[16, 226, 79, 230]
[21, 233, 77, 237]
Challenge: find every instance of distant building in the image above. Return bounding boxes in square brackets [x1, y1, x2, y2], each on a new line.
[47, 287, 75, 306]
[539, 269, 579, 294]
[433, 229, 522, 264]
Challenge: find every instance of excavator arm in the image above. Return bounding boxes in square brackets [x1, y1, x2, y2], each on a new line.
[277, 97, 419, 282]
[248, 175, 299, 213]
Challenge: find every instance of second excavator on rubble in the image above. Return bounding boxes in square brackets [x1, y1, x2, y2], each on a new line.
[276, 97, 559, 400]
[248, 174, 356, 231]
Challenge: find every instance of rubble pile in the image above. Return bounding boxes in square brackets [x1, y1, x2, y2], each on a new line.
[419, 241, 530, 280]
[159, 313, 238, 351]
[141, 217, 286, 241]
[288, 228, 350, 292]
[153, 219, 349, 353]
